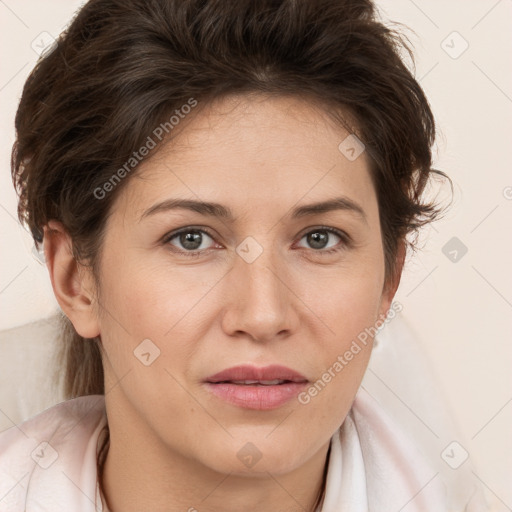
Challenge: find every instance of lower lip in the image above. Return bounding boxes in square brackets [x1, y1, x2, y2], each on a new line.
[204, 382, 308, 410]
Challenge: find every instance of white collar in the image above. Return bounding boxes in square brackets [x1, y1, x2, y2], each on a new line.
[2, 389, 474, 511]
[319, 387, 448, 511]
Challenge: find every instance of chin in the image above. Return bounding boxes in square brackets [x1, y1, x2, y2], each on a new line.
[197, 434, 311, 477]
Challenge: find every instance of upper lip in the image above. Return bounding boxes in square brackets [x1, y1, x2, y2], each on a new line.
[205, 364, 308, 383]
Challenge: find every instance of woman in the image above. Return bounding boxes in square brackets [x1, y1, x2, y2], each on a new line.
[0, 0, 486, 510]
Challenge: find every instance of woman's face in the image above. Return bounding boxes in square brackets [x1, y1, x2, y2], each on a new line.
[90, 93, 398, 476]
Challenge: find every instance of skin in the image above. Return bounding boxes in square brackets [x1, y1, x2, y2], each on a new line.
[44, 93, 404, 512]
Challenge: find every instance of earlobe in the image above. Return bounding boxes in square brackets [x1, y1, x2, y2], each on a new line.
[43, 220, 100, 339]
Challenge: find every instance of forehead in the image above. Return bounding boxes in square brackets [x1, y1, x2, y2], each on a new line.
[117, 93, 378, 224]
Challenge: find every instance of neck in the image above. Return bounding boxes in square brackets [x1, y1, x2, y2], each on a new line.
[99, 410, 330, 512]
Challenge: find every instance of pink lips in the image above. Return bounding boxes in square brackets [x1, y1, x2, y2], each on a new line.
[204, 364, 308, 410]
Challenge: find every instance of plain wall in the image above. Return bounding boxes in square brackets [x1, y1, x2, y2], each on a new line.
[1, 0, 511, 508]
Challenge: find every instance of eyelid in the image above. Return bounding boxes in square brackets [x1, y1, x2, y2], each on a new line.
[294, 225, 351, 251]
[161, 226, 219, 247]
[297, 225, 350, 241]
[162, 225, 352, 255]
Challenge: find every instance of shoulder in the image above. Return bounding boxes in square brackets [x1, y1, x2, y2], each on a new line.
[0, 395, 107, 512]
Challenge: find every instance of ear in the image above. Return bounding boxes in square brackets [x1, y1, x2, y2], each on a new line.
[43, 220, 100, 339]
[378, 240, 406, 318]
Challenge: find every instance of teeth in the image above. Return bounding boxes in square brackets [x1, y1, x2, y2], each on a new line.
[229, 379, 285, 385]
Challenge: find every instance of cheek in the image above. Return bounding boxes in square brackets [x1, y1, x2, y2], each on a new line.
[100, 254, 205, 335]
[96, 255, 218, 383]
[94, 255, 163, 362]
[330, 281, 383, 344]
[305, 253, 385, 342]
[294, 288, 380, 436]
[301, 258, 384, 393]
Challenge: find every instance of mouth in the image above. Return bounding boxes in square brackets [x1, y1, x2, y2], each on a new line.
[205, 364, 308, 383]
[214, 379, 298, 385]
[204, 365, 309, 410]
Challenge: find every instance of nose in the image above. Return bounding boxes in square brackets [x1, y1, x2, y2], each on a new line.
[220, 247, 299, 343]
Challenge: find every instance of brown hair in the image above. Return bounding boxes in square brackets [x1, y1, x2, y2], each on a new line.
[11, 0, 451, 401]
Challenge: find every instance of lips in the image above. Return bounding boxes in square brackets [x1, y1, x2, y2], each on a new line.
[205, 364, 308, 384]
[204, 365, 308, 410]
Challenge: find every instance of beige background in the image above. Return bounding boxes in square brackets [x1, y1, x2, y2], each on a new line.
[1, 0, 511, 509]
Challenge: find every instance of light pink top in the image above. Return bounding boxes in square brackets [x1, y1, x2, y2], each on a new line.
[0, 390, 486, 511]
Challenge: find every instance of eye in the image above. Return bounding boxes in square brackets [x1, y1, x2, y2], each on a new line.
[162, 225, 350, 257]
[163, 227, 217, 254]
[296, 227, 349, 254]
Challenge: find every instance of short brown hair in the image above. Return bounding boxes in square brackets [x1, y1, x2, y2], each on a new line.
[11, 0, 451, 400]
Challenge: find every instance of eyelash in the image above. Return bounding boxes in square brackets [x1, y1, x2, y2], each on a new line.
[161, 226, 351, 258]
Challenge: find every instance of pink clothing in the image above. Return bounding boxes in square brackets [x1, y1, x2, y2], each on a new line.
[0, 395, 108, 511]
[0, 390, 486, 511]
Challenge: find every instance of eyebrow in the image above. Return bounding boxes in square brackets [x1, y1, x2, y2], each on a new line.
[140, 196, 368, 224]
